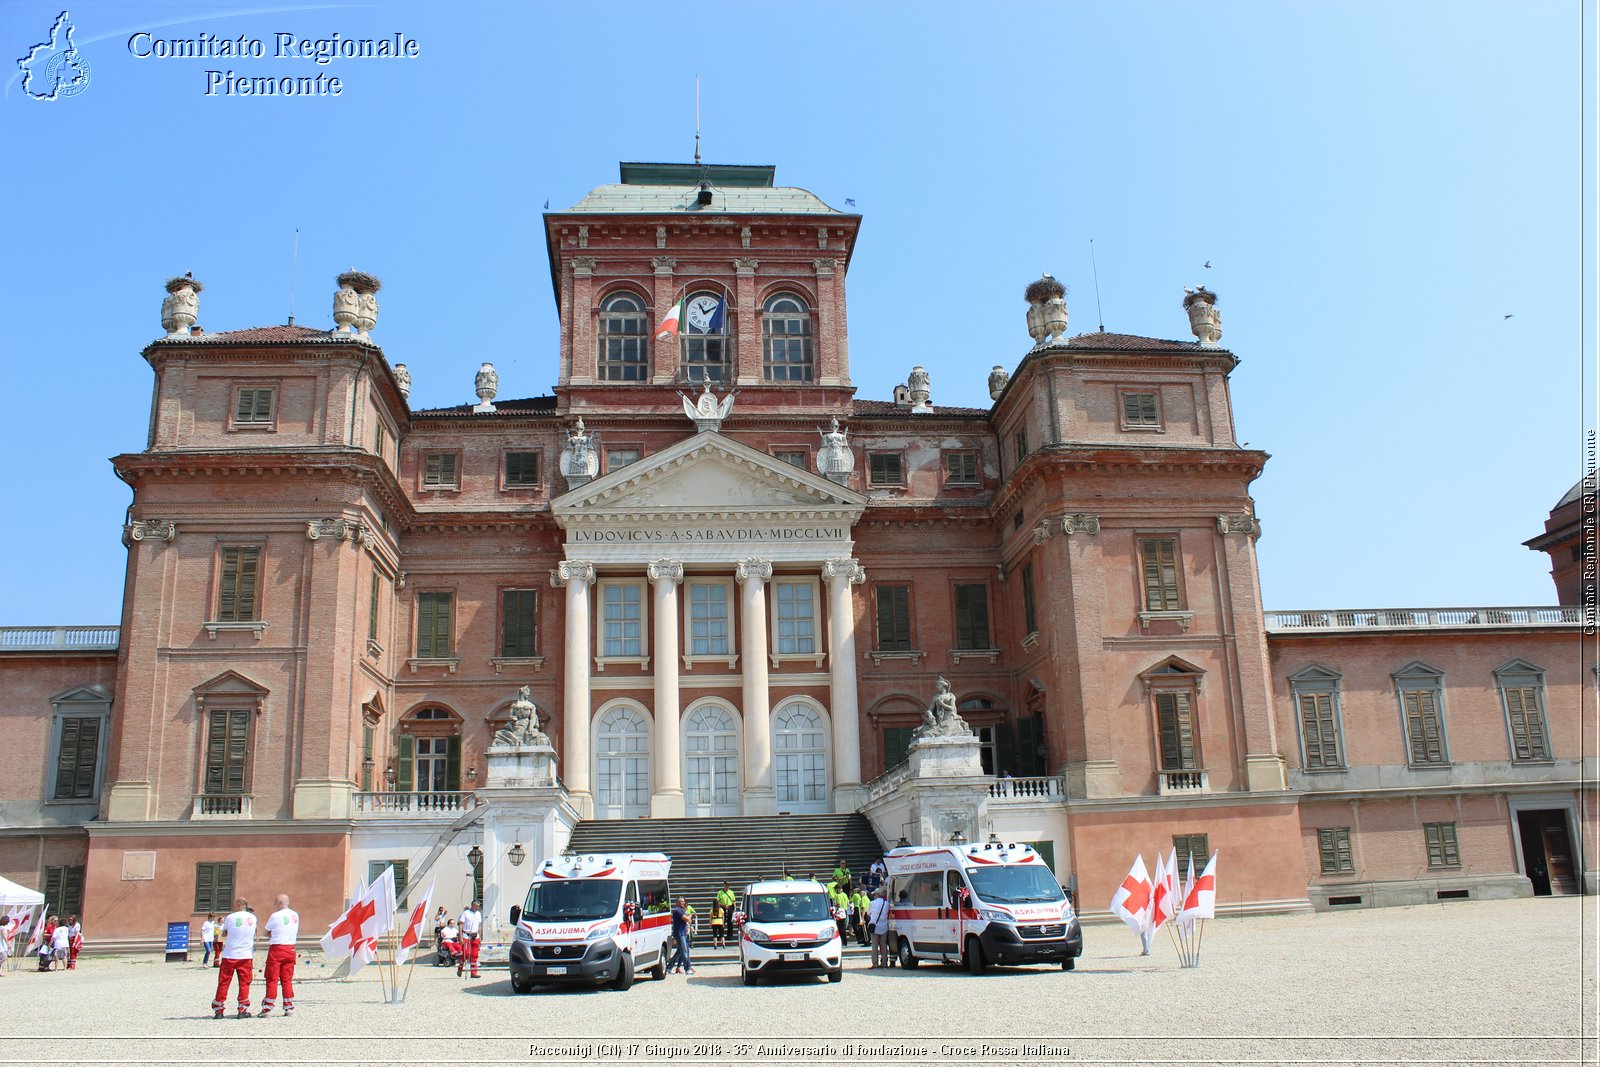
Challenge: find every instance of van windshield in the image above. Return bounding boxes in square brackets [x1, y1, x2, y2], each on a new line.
[521, 879, 621, 922]
[749, 892, 831, 923]
[967, 864, 1065, 905]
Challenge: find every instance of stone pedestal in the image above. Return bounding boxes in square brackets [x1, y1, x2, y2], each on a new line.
[900, 732, 989, 846]
[477, 744, 579, 944]
[1065, 759, 1123, 799]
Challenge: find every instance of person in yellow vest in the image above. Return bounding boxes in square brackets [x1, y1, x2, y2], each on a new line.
[850, 887, 871, 946]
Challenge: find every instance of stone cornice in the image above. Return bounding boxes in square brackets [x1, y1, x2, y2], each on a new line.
[991, 445, 1268, 519]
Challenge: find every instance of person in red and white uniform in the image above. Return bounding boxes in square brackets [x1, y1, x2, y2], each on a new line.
[258, 894, 299, 1017]
[457, 900, 482, 978]
[211, 899, 257, 1019]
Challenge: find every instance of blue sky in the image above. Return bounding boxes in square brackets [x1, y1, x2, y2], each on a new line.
[0, 0, 1591, 625]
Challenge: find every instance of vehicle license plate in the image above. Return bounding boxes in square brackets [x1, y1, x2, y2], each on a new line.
[780, 953, 802, 961]
[546, 965, 567, 975]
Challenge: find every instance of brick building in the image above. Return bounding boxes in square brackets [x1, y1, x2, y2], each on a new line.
[0, 161, 1590, 945]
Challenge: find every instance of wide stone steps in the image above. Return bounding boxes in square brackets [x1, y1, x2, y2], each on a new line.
[566, 813, 885, 914]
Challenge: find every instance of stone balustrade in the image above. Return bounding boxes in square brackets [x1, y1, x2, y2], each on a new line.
[1264, 607, 1578, 632]
[0, 625, 120, 651]
[354, 791, 477, 816]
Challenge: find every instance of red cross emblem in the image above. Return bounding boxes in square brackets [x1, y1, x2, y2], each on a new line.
[329, 898, 376, 953]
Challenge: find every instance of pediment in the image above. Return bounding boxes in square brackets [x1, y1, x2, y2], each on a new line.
[553, 432, 865, 521]
[193, 670, 268, 697]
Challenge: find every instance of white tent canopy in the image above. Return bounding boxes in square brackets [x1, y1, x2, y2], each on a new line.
[0, 875, 44, 907]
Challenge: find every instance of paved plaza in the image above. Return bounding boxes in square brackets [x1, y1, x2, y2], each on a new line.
[0, 896, 1592, 1065]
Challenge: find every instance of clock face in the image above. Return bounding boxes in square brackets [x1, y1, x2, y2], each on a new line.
[686, 295, 722, 333]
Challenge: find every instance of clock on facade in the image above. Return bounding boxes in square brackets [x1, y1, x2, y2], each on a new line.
[685, 294, 724, 334]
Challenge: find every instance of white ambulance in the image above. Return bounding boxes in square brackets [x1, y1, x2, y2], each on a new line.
[507, 852, 673, 993]
[885, 841, 1083, 973]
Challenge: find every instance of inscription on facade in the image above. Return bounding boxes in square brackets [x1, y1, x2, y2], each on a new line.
[572, 526, 847, 544]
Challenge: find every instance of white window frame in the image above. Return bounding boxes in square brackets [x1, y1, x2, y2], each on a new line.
[768, 576, 825, 668]
[595, 577, 650, 672]
[682, 577, 738, 669]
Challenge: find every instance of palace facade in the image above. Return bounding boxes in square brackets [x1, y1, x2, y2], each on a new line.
[1, 161, 1591, 945]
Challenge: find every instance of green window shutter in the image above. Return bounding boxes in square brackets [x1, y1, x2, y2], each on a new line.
[1404, 690, 1443, 763]
[1021, 564, 1038, 634]
[954, 584, 990, 649]
[1141, 538, 1180, 611]
[1157, 693, 1195, 770]
[361, 725, 374, 791]
[1015, 714, 1040, 776]
[218, 548, 239, 621]
[63, 866, 85, 918]
[194, 864, 213, 913]
[236, 390, 255, 422]
[44, 866, 64, 917]
[397, 734, 414, 792]
[883, 727, 915, 771]
[54, 717, 98, 800]
[995, 720, 1016, 776]
[393, 861, 409, 903]
[446, 735, 461, 791]
[369, 572, 381, 641]
[224, 709, 248, 794]
[501, 590, 537, 657]
[875, 586, 910, 652]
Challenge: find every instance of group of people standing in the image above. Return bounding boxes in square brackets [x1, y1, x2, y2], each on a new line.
[205, 895, 300, 1019]
[430, 900, 484, 977]
[0, 914, 81, 973]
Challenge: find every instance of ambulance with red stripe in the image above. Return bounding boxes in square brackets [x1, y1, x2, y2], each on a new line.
[885, 841, 1083, 973]
[508, 852, 672, 993]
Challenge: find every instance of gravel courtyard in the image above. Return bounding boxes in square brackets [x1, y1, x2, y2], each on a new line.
[0, 896, 1591, 1066]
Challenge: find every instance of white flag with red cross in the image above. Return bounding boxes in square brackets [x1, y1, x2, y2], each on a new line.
[1177, 852, 1217, 925]
[1148, 849, 1178, 934]
[320, 865, 396, 976]
[395, 879, 435, 967]
[1108, 854, 1152, 936]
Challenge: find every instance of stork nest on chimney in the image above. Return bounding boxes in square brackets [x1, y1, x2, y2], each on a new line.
[337, 270, 383, 294]
[164, 276, 203, 293]
[1024, 275, 1066, 304]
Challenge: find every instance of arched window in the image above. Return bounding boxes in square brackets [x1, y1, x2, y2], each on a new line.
[595, 704, 651, 819]
[762, 293, 813, 382]
[680, 290, 730, 383]
[597, 293, 648, 381]
[773, 701, 828, 812]
[683, 704, 740, 816]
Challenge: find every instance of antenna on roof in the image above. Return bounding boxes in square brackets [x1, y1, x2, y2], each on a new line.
[693, 74, 702, 166]
[288, 228, 299, 326]
[1089, 238, 1106, 333]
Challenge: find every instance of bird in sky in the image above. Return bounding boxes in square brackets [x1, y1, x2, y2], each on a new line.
[1203, 260, 1212, 269]
[1504, 314, 1515, 320]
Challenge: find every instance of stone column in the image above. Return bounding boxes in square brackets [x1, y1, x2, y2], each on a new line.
[823, 558, 866, 811]
[551, 560, 595, 818]
[737, 558, 775, 815]
[648, 559, 685, 817]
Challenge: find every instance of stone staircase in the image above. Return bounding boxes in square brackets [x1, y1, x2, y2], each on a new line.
[565, 813, 886, 915]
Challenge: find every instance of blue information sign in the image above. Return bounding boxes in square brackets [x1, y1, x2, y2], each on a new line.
[165, 921, 190, 961]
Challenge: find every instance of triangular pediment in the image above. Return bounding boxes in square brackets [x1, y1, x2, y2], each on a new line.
[552, 432, 865, 521]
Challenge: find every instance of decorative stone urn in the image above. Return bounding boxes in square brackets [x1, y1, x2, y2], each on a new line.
[815, 416, 856, 485]
[392, 363, 412, 401]
[1024, 274, 1068, 346]
[161, 275, 202, 338]
[907, 366, 931, 412]
[1183, 287, 1222, 346]
[988, 365, 1009, 400]
[474, 362, 498, 412]
[559, 418, 600, 488]
[334, 270, 381, 338]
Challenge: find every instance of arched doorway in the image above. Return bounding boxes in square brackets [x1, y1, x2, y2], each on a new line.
[773, 701, 829, 814]
[594, 703, 651, 820]
[683, 703, 741, 817]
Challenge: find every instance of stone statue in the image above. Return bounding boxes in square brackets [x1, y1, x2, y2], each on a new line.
[392, 363, 412, 401]
[474, 362, 498, 412]
[161, 275, 201, 337]
[491, 687, 549, 748]
[679, 381, 735, 432]
[913, 677, 972, 739]
[988, 365, 1010, 401]
[815, 417, 855, 484]
[1183, 287, 1222, 346]
[560, 418, 600, 488]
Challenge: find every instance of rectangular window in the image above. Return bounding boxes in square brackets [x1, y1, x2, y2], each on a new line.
[504, 451, 541, 488]
[773, 449, 808, 469]
[883, 726, 917, 771]
[953, 583, 990, 649]
[194, 862, 236, 914]
[1299, 693, 1344, 769]
[372, 422, 388, 460]
[1424, 822, 1461, 868]
[369, 860, 410, 903]
[602, 582, 644, 658]
[53, 716, 101, 800]
[234, 387, 275, 425]
[416, 592, 454, 659]
[1021, 564, 1038, 635]
[945, 451, 979, 486]
[774, 581, 816, 655]
[1015, 428, 1029, 463]
[1155, 691, 1197, 770]
[606, 448, 641, 472]
[204, 708, 250, 795]
[869, 452, 905, 486]
[500, 589, 538, 657]
[368, 572, 381, 642]
[361, 724, 374, 792]
[1402, 689, 1446, 765]
[422, 452, 459, 488]
[44, 865, 85, 920]
[688, 582, 730, 657]
[875, 585, 912, 652]
[1318, 828, 1354, 874]
[217, 547, 261, 623]
[1139, 537, 1182, 611]
[1121, 391, 1161, 428]
[1502, 685, 1550, 761]
[1172, 834, 1209, 874]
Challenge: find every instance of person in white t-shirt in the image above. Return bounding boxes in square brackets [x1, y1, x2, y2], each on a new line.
[199, 916, 217, 966]
[258, 894, 299, 1017]
[210, 899, 257, 1019]
[457, 901, 482, 978]
[50, 922, 70, 965]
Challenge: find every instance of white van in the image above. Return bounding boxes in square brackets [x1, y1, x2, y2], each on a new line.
[507, 852, 672, 993]
[738, 879, 844, 986]
[885, 841, 1082, 973]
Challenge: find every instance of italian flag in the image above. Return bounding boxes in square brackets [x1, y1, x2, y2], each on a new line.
[655, 297, 685, 340]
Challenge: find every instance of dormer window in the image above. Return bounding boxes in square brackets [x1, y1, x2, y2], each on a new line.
[762, 293, 813, 382]
[598, 293, 648, 382]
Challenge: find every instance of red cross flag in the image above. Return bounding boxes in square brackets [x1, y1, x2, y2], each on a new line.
[1148, 849, 1178, 934]
[1177, 852, 1218, 924]
[1108, 854, 1153, 937]
[395, 879, 435, 967]
[321, 865, 397, 976]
